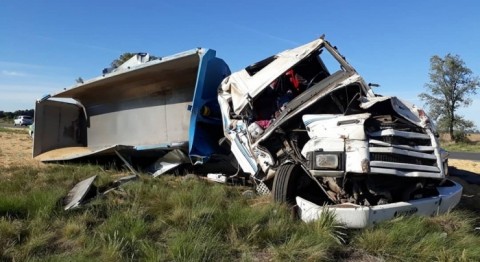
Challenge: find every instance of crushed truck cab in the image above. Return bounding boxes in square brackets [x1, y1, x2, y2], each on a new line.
[218, 37, 462, 228]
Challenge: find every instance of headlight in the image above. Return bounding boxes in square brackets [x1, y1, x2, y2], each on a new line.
[315, 154, 339, 169]
[307, 151, 343, 170]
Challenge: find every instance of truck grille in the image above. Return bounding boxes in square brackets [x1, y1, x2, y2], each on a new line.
[366, 120, 440, 175]
[370, 152, 437, 166]
[374, 136, 431, 147]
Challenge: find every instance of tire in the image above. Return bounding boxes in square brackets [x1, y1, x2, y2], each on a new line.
[272, 163, 301, 205]
[443, 160, 449, 176]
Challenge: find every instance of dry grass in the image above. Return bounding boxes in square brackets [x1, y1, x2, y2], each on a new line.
[440, 133, 480, 142]
[440, 133, 480, 152]
[467, 133, 480, 142]
[449, 159, 480, 174]
[0, 130, 44, 169]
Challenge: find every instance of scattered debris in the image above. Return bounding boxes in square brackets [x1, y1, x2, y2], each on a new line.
[149, 149, 190, 177]
[206, 173, 227, 183]
[64, 175, 98, 210]
[64, 174, 139, 210]
[114, 150, 139, 176]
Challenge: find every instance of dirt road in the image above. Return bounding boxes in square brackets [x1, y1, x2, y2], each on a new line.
[450, 152, 480, 161]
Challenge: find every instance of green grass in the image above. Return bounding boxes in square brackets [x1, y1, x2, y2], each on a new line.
[353, 211, 480, 261]
[442, 141, 480, 153]
[0, 164, 479, 261]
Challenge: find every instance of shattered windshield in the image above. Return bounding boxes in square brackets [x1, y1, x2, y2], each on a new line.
[318, 46, 345, 76]
[249, 46, 347, 130]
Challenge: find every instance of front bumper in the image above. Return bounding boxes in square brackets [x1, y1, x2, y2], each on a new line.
[297, 179, 463, 228]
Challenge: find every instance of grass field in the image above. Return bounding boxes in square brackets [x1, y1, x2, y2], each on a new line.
[441, 133, 480, 153]
[1, 129, 479, 261]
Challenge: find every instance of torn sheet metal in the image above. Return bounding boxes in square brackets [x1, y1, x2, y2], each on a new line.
[102, 174, 139, 194]
[150, 149, 190, 177]
[219, 38, 354, 115]
[360, 95, 431, 128]
[64, 174, 139, 210]
[64, 175, 98, 210]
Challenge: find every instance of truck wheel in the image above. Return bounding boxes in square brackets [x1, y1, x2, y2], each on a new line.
[443, 160, 449, 176]
[272, 163, 301, 205]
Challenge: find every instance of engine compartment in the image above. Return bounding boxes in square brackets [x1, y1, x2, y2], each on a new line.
[248, 82, 443, 206]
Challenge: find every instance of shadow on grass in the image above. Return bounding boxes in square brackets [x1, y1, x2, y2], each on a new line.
[450, 166, 480, 184]
[449, 166, 480, 214]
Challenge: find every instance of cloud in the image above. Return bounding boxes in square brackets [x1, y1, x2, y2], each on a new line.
[0, 61, 66, 70]
[1, 70, 29, 77]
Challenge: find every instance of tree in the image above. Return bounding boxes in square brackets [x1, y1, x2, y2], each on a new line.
[75, 77, 84, 84]
[110, 53, 159, 69]
[110, 53, 136, 69]
[419, 54, 479, 141]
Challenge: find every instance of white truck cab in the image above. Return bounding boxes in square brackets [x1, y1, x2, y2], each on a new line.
[218, 37, 462, 228]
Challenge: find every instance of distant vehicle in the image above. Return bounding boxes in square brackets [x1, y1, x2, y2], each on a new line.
[13, 115, 33, 126]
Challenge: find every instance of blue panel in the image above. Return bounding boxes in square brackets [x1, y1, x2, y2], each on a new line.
[188, 50, 231, 163]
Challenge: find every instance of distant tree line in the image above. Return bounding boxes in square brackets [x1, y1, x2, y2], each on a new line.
[0, 109, 34, 119]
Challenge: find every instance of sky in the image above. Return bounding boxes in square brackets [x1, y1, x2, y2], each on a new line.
[1, 0, 479, 127]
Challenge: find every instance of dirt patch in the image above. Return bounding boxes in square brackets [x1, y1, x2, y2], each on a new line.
[0, 131, 43, 169]
[448, 159, 480, 214]
[450, 176, 480, 213]
[449, 159, 480, 174]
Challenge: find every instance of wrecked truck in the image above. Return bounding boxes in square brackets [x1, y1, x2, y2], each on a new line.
[34, 37, 462, 228]
[33, 49, 231, 174]
[218, 37, 462, 228]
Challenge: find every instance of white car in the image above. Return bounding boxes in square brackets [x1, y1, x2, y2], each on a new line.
[13, 115, 33, 126]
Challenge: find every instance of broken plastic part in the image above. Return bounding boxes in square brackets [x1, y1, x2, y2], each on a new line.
[206, 173, 227, 183]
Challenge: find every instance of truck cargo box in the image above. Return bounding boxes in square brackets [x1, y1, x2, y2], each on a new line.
[33, 49, 230, 164]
